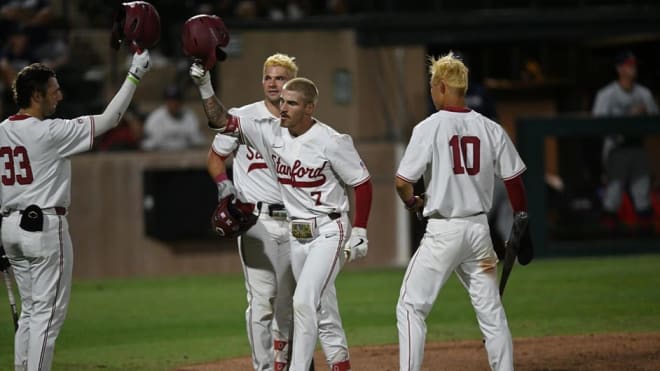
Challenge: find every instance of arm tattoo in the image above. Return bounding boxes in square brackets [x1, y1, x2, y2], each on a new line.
[203, 95, 227, 130]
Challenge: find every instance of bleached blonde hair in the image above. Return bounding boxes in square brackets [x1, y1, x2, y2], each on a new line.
[428, 51, 469, 94]
[263, 53, 299, 77]
[283, 77, 318, 105]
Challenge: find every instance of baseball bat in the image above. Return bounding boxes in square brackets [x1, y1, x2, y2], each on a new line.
[3, 269, 18, 332]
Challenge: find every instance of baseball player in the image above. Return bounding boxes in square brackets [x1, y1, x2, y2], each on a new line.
[0, 51, 151, 371]
[592, 51, 658, 232]
[190, 65, 372, 370]
[394, 52, 528, 371]
[208, 53, 299, 371]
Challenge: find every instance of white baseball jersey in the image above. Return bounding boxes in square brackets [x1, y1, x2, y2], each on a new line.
[0, 114, 94, 211]
[212, 101, 281, 205]
[226, 117, 370, 220]
[397, 108, 525, 218]
[1, 113, 92, 371]
[141, 106, 204, 151]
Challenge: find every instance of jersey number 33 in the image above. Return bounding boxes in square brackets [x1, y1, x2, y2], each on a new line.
[1, 146, 34, 185]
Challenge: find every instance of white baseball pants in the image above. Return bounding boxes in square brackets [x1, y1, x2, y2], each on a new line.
[397, 215, 513, 371]
[238, 211, 294, 371]
[2, 212, 73, 371]
[288, 214, 350, 371]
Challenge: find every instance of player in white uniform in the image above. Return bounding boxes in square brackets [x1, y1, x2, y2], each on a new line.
[207, 53, 298, 371]
[191, 66, 372, 371]
[0, 52, 151, 371]
[394, 52, 528, 371]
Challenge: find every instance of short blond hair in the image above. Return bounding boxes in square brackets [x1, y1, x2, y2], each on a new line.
[283, 77, 318, 105]
[428, 51, 468, 94]
[263, 53, 298, 77]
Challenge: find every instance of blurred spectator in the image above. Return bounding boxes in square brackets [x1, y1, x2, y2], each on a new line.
[141, 85, 205, 151]
[234, 0, 260, 18]
[95, 105, 146, 151]
[267, 0, 309, 20]
[202, 0, 315, 19]
[592, 50, 659, 233]
[0, 24, 36, 118]
[0, 0, 68, 118]
[0, 0, 54, 47]
[520, 57, 545, 82]
[465, 80, 498, 121]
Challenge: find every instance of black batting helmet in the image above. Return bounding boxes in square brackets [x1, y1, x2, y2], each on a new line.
[182, 14, 230, 70]
[110, 1, 161, 51]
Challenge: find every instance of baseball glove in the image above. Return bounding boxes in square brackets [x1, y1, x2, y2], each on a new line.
[211, 195, 257, 239]
[499, 211, 533, 296]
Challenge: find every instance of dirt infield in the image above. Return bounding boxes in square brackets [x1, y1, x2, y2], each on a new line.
[177, 332, 660, 370]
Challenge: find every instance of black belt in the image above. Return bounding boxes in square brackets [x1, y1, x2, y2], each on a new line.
[2, 206, 67, 217]
[257, 202, 287, 217]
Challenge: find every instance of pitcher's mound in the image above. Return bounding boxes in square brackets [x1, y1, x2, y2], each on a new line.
[177, 332, 660, 370]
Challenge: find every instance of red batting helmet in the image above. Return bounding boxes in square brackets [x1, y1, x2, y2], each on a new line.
[182, 14, 230, 70]
[110, 1, 161, 51]
[211, 195, 257, 238]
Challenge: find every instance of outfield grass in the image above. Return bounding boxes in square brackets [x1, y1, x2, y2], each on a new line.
[1, 254, 659, 370]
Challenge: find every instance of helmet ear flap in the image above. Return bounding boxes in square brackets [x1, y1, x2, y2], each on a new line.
[216, 45, 227, 62]
[128, 17, 139, 34]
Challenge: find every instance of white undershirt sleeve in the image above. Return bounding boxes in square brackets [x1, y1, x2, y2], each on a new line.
[91, 77, 138, 137]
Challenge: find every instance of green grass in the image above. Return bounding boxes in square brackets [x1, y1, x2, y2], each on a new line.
[1, 254, 659, 370]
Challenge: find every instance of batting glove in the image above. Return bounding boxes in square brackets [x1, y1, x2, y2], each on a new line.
[190, 63, 215, 99]
[344, 227, 368, 262]
[128, 50, 151, 82]
[217, 179, 238, 201]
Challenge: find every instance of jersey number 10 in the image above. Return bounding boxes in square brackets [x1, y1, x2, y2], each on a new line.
[449, 135, 480, 175]
[1, 146, 34, 185]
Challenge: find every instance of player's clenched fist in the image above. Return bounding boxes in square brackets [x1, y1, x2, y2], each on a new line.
[128, 50, 151, 81]
[190, 63, 216, 99]
[344, 227, 368, 262]
[216, 178, 238, 201]
[190, 63, 210, 87]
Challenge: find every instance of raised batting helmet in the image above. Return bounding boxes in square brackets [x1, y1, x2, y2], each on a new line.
[182, 14, 230, 70]
[110, 1, 161, 51]
[211, 195, 257, 238]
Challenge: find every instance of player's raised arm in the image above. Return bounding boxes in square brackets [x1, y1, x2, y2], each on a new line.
[91, 50, 151, 137]
[182, 14, 239, 135]
[189, 63, 232, 132]
[92, 1, 160, 137]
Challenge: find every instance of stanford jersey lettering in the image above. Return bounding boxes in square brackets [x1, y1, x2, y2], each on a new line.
[248, 162, 268, 172]
[246, 146, 263, 160]
[273, 156, 327, 187]
[246, 146, 268, 172]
